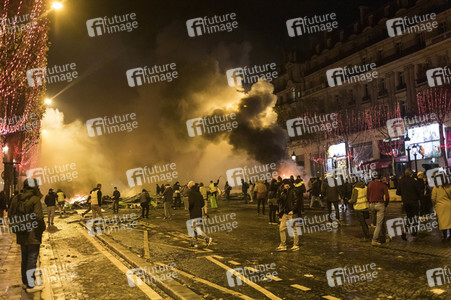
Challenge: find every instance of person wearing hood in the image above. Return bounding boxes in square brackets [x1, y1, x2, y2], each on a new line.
[293, 176, 306, 215]
[8, 178, 46, 293]
[349, 181, 370, 241]
[44, 188, 58, 226]
[276, 179, 300, 251]
[187, 181, 212, 248]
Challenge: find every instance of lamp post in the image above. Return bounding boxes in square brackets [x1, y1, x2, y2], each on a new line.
[291, 151, 296, 162]
[412, 144, 419, 172]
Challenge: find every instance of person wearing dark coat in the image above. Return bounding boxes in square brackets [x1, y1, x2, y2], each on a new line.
[276, 180, 300, 252]
[0, 191, 7, 222]
[112, 187, 121, 214]
[8, 179, 46, 293]
[397, 169, 421, 239]
[44, 188, 58, 225]
[162, 184, 173, 219]
[187, 181, 212, 248]
[321, 175, 342, 223]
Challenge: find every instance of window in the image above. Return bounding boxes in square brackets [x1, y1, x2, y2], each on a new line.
[397, 72, 406, 90]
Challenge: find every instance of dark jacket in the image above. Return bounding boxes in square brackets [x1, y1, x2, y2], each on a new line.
[188, 187, 204, 219]
[113, 190, 120, 200]
[163, 187, 173, 202]
[311, 178, 321, 197]
[278, 187, 298, 216]
[321, 178, 341, 202]
[0, 192, 7, 210]
[44, 192, 57, 207]
[140, 191, 150, 204]
[397, 176, 421, 204]
[8, 189, 46, 245]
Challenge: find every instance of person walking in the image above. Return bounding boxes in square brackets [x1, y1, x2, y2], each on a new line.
[8, 179, 46, 293]
[254, 180, 268, 216]
[112, 187, 121, 214]
[88, 184, 103, 219]
[173, 182, 181, 209]
[0, 191, 7, 222]
[396, 169, 421, 240]
[431, 179, 451, 242]
[209, 181, 218, 209]
[241, 179, 249, 203]
[349, 181, 370, 241]
[44, 188, 57, 226]
[321, 175, 341, 224]
[224, 181, 232, 202]
[56, 189, 66, 218]
[367, 173, 390, 246]
[140, 189, 150, 219]
[309, 177, 324, 209]
[276, 180, 300, 251]
[417, 172, 432, 216]
[199, 183, 209, 217]
[248, 180, 254, 203]
[187, 181, 213, 248]
[162, 184, 173, 219]
[268, 179, 278, 225]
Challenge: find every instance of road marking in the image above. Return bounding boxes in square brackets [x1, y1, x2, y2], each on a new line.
[291, 284, 311, 291]
[229, 260, 241, 265]
[78, 228, 162, 299]
[245, 267, 259, 272]
[266, 275, 282, 281]
[154, 263, 254, 300]
[205, 256, 282, 300]
[144, 231, 150, 259]
[212, 255, 224, 259]
[151, 242, 213, 253]
[322, 296, 341, 300]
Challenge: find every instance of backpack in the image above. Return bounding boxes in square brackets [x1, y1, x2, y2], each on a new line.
[9, 194, 37, 234]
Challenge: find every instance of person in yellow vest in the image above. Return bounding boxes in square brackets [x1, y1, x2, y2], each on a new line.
[349, 181, 370, 241]
[56, 189, 66, 218]
[88, 184, 103, 219]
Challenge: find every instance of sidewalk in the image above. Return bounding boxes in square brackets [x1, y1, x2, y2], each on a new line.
[0, 230, 25, 300]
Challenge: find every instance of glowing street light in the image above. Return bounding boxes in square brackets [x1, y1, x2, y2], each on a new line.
[51, 2, 63, 10]
[42, 130, 48, 134]
[2, 145, 8, 154]
[291, 151, 296, 161]
[45, 98, 52, 105]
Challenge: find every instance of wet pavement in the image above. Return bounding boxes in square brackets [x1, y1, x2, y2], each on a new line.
[2, 197, 450, 299]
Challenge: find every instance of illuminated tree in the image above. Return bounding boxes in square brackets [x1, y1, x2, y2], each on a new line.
[0, 0, 48, 197]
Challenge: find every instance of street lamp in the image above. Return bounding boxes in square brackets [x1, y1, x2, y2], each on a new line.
[51, 2, 63, 10]
[2, 145, 8, 154]
[291, 151, 296, 161]
[45, 98, 52, 105]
